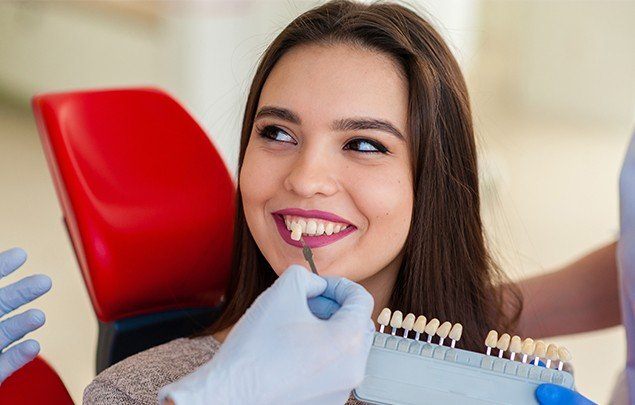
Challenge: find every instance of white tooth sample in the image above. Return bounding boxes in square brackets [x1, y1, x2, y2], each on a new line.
[424, 318, 440, 343]
[533, 340, 547, 365]
[509, 336, 522, 361]
[557, 346, 572, 371]
[325, 222, 334, 235]
[306, 220, 318, 235]
[413, 315, 427, 340]
[449, 323, 462, 348]
[496, 333, 511, 358]
[389, 310, 403, 335]
[485, 330, 498, 347]
[402, 313, 416, 337]
[316, 222, 325, 236]
[290, 222, 302, 241]
[545, 344, 559, 368]
[521, 338, 535, 363]
[436, 321, 452, 346]
[377, 308, 391, 333]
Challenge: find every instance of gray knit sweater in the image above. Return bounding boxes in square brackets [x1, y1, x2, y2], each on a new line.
[82, 334, 364, 404]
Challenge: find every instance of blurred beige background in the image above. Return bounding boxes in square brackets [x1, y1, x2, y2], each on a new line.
[0, 0, 634, 403]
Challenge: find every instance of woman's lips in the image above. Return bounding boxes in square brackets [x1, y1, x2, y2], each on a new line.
[272, 214, 356, 248]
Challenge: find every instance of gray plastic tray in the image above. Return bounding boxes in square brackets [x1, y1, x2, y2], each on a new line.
[353, 332, 575, 404]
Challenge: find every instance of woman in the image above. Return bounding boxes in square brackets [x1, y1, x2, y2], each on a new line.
[83, 1, 523, 403]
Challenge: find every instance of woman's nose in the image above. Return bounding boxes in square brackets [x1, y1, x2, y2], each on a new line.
[283, 149, 339, 198]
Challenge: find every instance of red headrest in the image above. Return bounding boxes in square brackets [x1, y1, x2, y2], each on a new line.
[0, 356, 74, 404]
[32, 88, 235, 322]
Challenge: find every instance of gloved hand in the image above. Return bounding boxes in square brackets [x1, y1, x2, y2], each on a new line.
[535, 384, 597, 404]
[0, 247, 52, 383]
[158, 264, 375, 405]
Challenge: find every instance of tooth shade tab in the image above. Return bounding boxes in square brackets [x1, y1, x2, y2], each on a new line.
[402, 313, 416, 330]
[534, 341, 547, 357]
[377, 308, 391, 326]
[509, 336, 522, 353]
[290, 223, 302, 241]
[390, 311, 403, 328]
[558, 346, 572, 362]
[413, 316, 427, 333]
[424, 318, 440, 335]
[546, 344, 559, 360]
[496, 333, 511, 351]
[436, 322, 452, 338]
[521, 338, 535, 355]
[449, 323, 463, 341]
[485, 330, 498, 348]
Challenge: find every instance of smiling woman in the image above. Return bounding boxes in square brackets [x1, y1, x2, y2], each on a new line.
[83, 1, 522, 403]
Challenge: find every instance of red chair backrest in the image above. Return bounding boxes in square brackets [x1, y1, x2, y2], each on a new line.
[32, 88, 235, 322]
[0, 356, 74, 404]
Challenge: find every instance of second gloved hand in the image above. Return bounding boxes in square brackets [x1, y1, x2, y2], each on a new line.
[536, 384, 596, 405]
[158, 264, 375, 405]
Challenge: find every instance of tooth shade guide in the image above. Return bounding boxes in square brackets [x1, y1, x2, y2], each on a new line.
[436, 321, 452, 346]
[413, 315, 427, 341]
[509, 336, 522, 361]
[521, 338, 535, 364]
[496, 333, 510, 358]
[545, 344, 558, 369]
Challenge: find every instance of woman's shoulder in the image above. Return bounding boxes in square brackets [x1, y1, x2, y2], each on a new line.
[83, 334, 220, 404]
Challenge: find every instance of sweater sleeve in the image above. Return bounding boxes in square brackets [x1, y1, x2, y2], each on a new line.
[83, 379, 139, 405]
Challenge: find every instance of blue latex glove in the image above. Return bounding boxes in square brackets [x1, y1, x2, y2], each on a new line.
[158, 264, 375, 405]
[0, 247, 52, 383]
[536, 384, 597, 404]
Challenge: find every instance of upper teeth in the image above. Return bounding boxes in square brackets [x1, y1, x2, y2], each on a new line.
[283, 215, 349, 236]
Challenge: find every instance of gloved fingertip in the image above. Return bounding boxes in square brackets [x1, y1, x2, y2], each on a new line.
[31, 274, 53, 293]
[20, 339, 41, 357]
[27, 308, 46, 326]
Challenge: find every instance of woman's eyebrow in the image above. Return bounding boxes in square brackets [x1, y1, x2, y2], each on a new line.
[255, 105, 405, 141]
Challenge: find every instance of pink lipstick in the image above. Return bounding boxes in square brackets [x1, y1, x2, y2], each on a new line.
[271, 208, 357, 248]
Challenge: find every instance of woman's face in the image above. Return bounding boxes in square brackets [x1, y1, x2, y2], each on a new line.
[240, 43, 413, 287]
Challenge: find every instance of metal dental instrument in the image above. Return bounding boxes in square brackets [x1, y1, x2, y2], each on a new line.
[300, 237, 318, 275]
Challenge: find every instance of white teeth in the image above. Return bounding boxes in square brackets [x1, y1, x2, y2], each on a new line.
[282, 215, 350, 237]
[316, 222, 325, 236]
[306, 220, 318, 235]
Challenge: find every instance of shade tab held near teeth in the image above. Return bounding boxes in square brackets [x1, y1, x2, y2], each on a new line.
[290, 223, 302, 241]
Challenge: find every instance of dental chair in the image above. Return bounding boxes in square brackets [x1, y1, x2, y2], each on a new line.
[0, 356, 74, 404]
[31, 87, 236, 375]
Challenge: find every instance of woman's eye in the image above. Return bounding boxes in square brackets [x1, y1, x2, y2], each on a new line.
[344, 138, 389, 154]
[257, 125, 296, 144]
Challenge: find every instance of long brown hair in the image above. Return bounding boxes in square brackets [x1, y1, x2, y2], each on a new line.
[195, 0, 521, 352]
